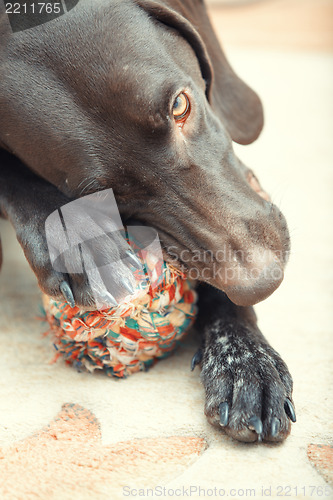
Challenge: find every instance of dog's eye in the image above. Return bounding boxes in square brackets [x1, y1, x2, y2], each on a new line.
[172, 93, 190, 122]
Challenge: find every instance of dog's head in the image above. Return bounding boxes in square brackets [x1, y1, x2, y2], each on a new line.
[0, 0, 289, 306]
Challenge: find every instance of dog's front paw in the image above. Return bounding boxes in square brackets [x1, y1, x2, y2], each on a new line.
[16, 213, 138, 309]
[200, 325, 295, 442]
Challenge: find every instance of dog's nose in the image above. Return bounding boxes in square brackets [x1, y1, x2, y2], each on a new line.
[223, 259, 284, 307]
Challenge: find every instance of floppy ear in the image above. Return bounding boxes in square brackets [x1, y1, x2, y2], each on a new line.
[134, 0, 264, 145]
[134, 0, 213, 101]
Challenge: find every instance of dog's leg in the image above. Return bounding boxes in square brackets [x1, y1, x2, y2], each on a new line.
[0, 152, 79, 303]
[0, 151, 132, 307]
[195, 283, 295, 442]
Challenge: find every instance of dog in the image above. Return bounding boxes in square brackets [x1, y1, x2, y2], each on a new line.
[0, 0, 295, 442]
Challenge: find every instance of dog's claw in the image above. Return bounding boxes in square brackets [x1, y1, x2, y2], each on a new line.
[271, 417, 279, 437]
[219, 402, 229, 427]
[125, 249, 142, 269]
[191, 349, 203, 371]
[99, 292, 117, 307]
[248, 415, 263, 439]
[122, 278, 135, 294]
[284, 398, 296, 422]
[60, 281, 75, 308]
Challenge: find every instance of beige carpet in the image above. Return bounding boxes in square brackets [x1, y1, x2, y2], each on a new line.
[0, 9, 332, 500]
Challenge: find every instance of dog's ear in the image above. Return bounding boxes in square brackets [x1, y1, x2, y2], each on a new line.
[135, 0, 264, 145]
[134, 0, 213, 101]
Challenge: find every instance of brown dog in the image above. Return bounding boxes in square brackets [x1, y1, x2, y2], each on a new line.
[0, 0, 295, 442]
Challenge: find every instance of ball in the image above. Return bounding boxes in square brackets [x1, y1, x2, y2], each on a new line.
[43, 263, 197, 378]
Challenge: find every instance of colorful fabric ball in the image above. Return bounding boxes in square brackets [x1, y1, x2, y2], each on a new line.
[43, 263, 197, 378]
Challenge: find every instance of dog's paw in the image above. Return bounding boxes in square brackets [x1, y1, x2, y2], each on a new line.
[199, 327, 295, 443]
[16, 213, 138, 309]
